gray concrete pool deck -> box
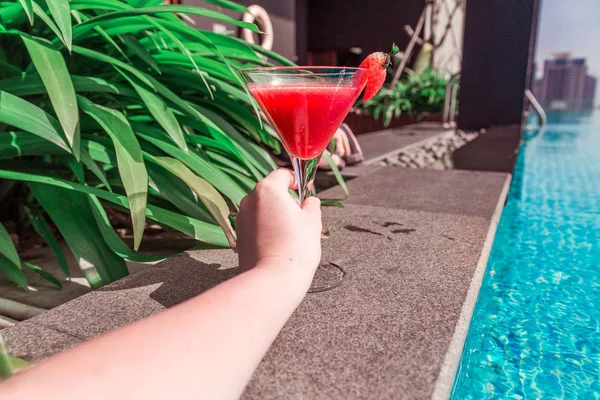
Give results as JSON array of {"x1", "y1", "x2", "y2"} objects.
[{"x1": 2, "y1": 164, "x2": 511, "y2": 399}]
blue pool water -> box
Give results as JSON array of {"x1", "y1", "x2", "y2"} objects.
[{"x1": 451, "y1": 110, "x2": 600, "y2": 399}]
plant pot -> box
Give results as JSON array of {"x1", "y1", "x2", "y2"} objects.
[{"x1": 344, "y1": 111, "x2": 443, "y2": 135}]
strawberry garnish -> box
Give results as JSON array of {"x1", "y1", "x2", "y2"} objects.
[{"x1": 358, "y1": 45, "x2": 397, "y2": 102}]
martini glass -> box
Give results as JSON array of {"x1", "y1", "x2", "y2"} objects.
[{"x1": 239, "y1": 66, "x2": 367, "y2": 292}]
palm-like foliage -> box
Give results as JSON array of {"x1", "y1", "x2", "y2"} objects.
[{"x1": 0, "y1": 0, "x2": 295, "y2": 289}]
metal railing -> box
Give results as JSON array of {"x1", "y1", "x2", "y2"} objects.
[
  {"x1": 524, "y1": 89, "x2": 547, "y2": 127},
  {"x1": 443, "y1": 72, "x2": 460, "y2": 128}
]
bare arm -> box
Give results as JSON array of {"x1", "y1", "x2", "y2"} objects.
[{"x1": 0, "y1": 169, "x2": 321, "y2": 400}]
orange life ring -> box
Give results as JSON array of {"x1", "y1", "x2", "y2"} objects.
[{"x1": 241, "y1": 5, "x2": 274, "y2": 51}]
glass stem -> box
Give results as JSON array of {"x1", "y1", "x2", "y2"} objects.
[{"x1": 291, "y1": 156, "x2": 319, "y2": 207}]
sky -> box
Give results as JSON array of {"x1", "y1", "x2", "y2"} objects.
[{"x1": 535, "y1": 0, "x2": 600, "y2": 105}]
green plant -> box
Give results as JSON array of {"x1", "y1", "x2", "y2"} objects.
[
  {"x1": 0, "y1": 338, "x2": 11, "y2": 379},
  {"x1": 404, "y1": 68, "x2": 447, "y2": 116},
  {"x1": 358, "y1": 81, "x2": 411, "y2": 128},
  {"x1": 0, "y1": 337, "x2": 29, "y2": 380},
  {"x1": 0, "y1": 0, "x2": 329, "y2": 290},
  {"x1": 358, "y1": 68, "x2": 448, "y2": 127}
]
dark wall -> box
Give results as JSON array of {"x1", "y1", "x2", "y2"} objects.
[
  {"x1": 295, "y1": 0, "x2": 308, "y2": 65},
  {"x1": 307, "y1": 0, "x2": 423, "y2": 61},
  {"x1": 184, "y1": 0, "x2": 297, "y2": 62},
  {"x1": 178, "y1": 0, "x2": 426, "y2": 66},
  {"x1": 457, "y1": 0, "x2": 541, "y2": 130}
]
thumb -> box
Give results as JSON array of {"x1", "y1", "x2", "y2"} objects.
[{"x1": 302, "y1": 196, "x2": 322, "y2": 217}]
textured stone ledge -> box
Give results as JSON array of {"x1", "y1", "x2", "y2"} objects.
[{"x1": 3, "y1": 166, "x2": 511, "y2": 399}]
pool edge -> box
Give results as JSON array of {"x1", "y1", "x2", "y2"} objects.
[{"x1": 430, "y1": 174, "x2": 513, "y2": 400}]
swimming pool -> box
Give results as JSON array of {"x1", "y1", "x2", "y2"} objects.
[{"x1": 451, "y1": 110, "x2": 600, "y2": 398}]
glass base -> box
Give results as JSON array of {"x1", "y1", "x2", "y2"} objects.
[{"x1": 308, "y1": 262, "x2": 346, "y2": 293}]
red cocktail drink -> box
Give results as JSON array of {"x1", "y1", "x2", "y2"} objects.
[
  {"x1": 248, "y1": 84, "x2": 363, "y2": 159},
  {"x1": 240, "y1": 67, "x2": 370, "y2": 293}
]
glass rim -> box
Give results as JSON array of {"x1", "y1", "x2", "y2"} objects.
[{"x1": 239, "y1": 66, "x2": 367, "y2": 77}]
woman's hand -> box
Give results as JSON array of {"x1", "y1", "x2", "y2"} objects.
[{"x1": 235, "y1": 169, "x2": 322, "y2": 293}]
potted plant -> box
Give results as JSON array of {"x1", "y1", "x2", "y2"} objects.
[{"x1": 346, "y1": 68, "x2": 448, "y2": 134}]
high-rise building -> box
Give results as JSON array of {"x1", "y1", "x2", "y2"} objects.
[{"x1": 538, "y1": 53, "x2": 597, "y2": 110}]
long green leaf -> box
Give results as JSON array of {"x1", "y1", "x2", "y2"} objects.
[
  {"x1": 70, "y1": 0, "x2": 130, "y2": 12},
  {"x1": 187, "y1": 105, "x2": 276, "y2": 173},
  {"x1": 0, "y1": 339, "x2": 12, "y2": 379},
  {"x1": 78, "y1": 96, "x2": 147, "y2": 250},
  {"x1": 29, "y1": 183, "x2": 128, "y2": 288},
  {"x1": 76, "y1": 16, "x2": 149, "y2": 38},
  {"x1": 179, "y1": 114, "x2": 262, "y2": 178},
  {"x1": 135, "y1": 124, "x2": 246, "y2": 205},
  {"x1": 31, "y1": 1, "x2": 67, "y2": 47},
  {"x1": 77, "y1": 5, "x2": 259, "y2": 33},
  {"x1": 87, "y1": 195, "x2": 172, "y2": 262},
  {"x1": 24, "y1": 262, "x2": 62, "y2": 289},
  {"x1": 0, "y1": 91, "x2": 70, "y2": 152},
  {"x1": 135, "y1": 72, "x2": 203, "y2": 120},
  {"x1": 45, "y1": 0, "x2": 73, "y2": 50},
  {"x1": 0, "y1": 132, "x2": 108, "y2": 191},
  {"x1": 0, "y1": 2, "x2": 25, "y2": 26},
  {"x1": 203, "y1": 148, "x2": 251, "y2": 174},
  {"x1": 190, "y1": 29, "x2": 264, "y2": 125},
  {"x1": 95, "y1": 26, "x2": 132, "y2": 63},
  {"x1": 153, "y1": 52, "x2": 233, "y2": 83},
  {"x1": 80, "y1": 147, "x2": 112, "y2": 191},
  {"x1": 197, "y1": 97, "x2": 264, "y2": 144},
  {"x1": 70, "y1": 8, "x2": 131, "y2": 62},
  {"x1": 24, "y1": 206, "x2": 70, "y2": 278},
  {"x1": 0, "y1": 131, "x2": 67, "y2": 158},
  {"x1": 218, "y1": 166, "x2": 257, "y2": 194},
  {"x1": 22, "y1": 35, "x2": 80, "y2": 159},
  {"x1": 0, "y1": 223, "x2": 27, "y2": 290},
  {"x1": 0, "y1": 181, "x2": 16, "y2": 203},
  {"x1": 148, "y1": 164, "x2": 214, "y2": 223},
  {"x1": 0, "y1": 223, "x2": 20, "y2": 268},
  {"x1": 168, "y1": 32, "x2": 265, "y2": 63},
  {"x1": 17, "y1": 0, "x2": 34, "y2": 25},
  {"x1": 0, "y1": 75, "x2": 136, "y2": 98},
  {"x1": 95, "y1": 17, "x2": 192, "y2": 44},
  {"x1": 7, "y1": 356, "x2": 29, "y2": 371},
  {"x1": 72, "y1": 45, "x2": 155, "y2": 88},
  {"x1": 147, "y1": 18, "x2": 213, "y2": 98},
  {"x1": 202, "y1": 0, "x2": 247, "y2": 12},
  {"x1": 116, "y1": 68, "x2": 188, "y2": 152},
  {"x1": 321, "y1": 200, "x2": 345, "y2": 208},
  {"x1": 82, "y1": 137, "x2": 117, "y2": 166},
  {"x1": 0, "y1": 170, "x2": 228, "y2": 247},
  {"x1": 119, "y1": 34, "x2": 161, "y2": 74},
  {"x1": 322, "y1": 151, "x2": 349, "y2": 198},
  {"x1": 150, "y1": 156, "x2": 235, "y2": 249},
  {"x1": 62, "y1": 153, "x2": 85, "y2": 184},
  {"x1": 71, "y1": 76, "x2": 138, "y2": 97},
  {"x1": 0, "y1": 61, "x2": 22, "y2": 78},
  {"x1": 0, "y1": 75, "x2": 47, "y2": 97},
  {"x1": 128, "y1": 0, "x2": 163, "y2": 8}
]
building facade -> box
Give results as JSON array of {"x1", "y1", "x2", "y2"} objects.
[{"x1": 538, "y1": 54, "x2": 597, "y2": 110}]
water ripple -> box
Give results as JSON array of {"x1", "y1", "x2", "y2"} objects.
[{"x1": 452, "y1": 114, "x2": 600, "y2": 398}]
